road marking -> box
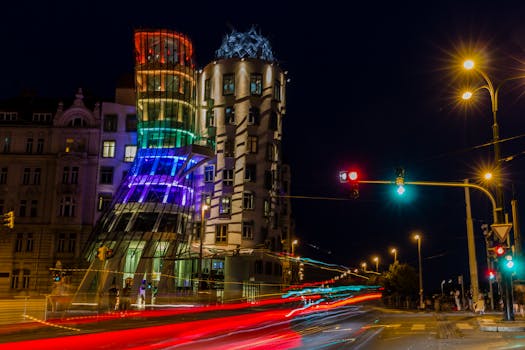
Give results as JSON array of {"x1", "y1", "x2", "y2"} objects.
[
  {"x1": 456, "y1": 322, "x2": 473, "y2": 330},
  {"x1": 411, "y1": 324, "x2": 425, "y2": 331}
]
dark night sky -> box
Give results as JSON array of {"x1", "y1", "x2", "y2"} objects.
[{"x1": 3, "y1": 1, "x2": 525, "y2": 293}]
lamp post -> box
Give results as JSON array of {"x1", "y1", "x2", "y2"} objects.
[
  {"x1": 461, "y1": 59, "x2": 525, "y2": 321},
  {"x1": 391, "y1": 248, "x2": 398, "y2": 264},
  {"x1": 361, "y1": 262, "x2": 367, "y2": 272},
  {"x1": 197, "y1": 203, "x2": 209, "y2": 292},
  {"x1": 373, "y1": 256, "x2": 379, "y2": 272},
  {"x1": 414, "y1": 234, "x2": 424, "y2": 310},
  {"x1": 291, "y1": 239, "x2": 298, "y2": 256}
]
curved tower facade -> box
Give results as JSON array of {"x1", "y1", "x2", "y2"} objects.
[
  {"x1": 81, "y1": 29, "x2": 213, "y2": 298},
  {"x1": 198, "y1": 28, "x2": 289, "y2": 299}
]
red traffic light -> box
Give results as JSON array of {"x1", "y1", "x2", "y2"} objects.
[
  {"x1": 339, "y1": 170, "x2": 359, "y2": 183},
  {"x1": 488, "y1": 269, "x2": 496, "y2": 280},
  {"x1": 494, "y1": 245, "x2": 506, "y2": 256}
]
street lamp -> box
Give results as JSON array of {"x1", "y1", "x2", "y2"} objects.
[
  {"x1": 391, "y1": 248, "x2": 398, "y2": 264},
  {"x1": 361, "y1": 262, "x2": 367, "y2": 272},
  {"x1": 373, "y1": 256, "x2": 379, "y2": 272},
  {"x1": 291, "y1": 239, "x2": 298, "y2": 256},
  {"x1": 414, "y1": 234, "x2": 424, "y2": 310},
  {"x1": 460, "y1": 58, "x2": 525, "y2": 321}
]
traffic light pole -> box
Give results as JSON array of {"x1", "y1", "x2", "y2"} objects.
[{"x1": 358, "y1": 179, "x2": 503, "y2": 316}]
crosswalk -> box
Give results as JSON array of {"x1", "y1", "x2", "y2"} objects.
[{"x1": 379, "y1": 322, "x2": 475, "y2": 332}]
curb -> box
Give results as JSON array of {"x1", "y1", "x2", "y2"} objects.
[{"x1": 479, "y1": 321, "x2": 525, "y2": 332}]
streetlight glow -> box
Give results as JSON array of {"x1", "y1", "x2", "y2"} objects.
[
  {"x1": 463, "y1": 59, "x2": 475, "y2": 70},
  {"x1": 373, "y1": 256, "x2": 379, "y2": 272},
  {"x1": 484, "y1": 172, "x2": 493, "y2": 180},
  {"x1": 462, "y1": 91, "x2": 473, "y2": 100},
  {"x1": 391, "y1": 248, "x2": 398, "y2": 264}
]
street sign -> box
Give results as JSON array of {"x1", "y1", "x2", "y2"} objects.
[{"x1": 491, "y1": 223, "x2": 513, "y2": 242}]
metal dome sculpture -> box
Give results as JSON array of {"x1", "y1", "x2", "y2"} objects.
[{"x1": 215, "y1": 27, "x2": 275, "y2": 61}]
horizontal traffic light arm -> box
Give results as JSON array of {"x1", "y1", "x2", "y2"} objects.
[{"x1": 357, "y1": 180, "x2": 499, "y2": 224}]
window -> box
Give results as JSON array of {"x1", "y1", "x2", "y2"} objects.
[
  {"x1": 204, "y1": 78, "x2": 211, "y2": 100},
  {"x1": 222, "y1": 74, "x2": 235, "y2": 95},
  {"x1": 71, "y1": 167, "x2": 79, "y2": 184},
  {"x1": 204, "y1": 165, "x2": 214, "y2": 183},
  {"x1": 57, "y1": 233, "x2": 76, "y2": 253},
  {"x1": 225, "y1": 106, "x2": 235, "y2": 124},
  {"x1": 22, "y1": 168, "x2": 30, "y2": 185},
  {"x1": 224, "y1": 139, "x2": 234, "y2": 158},
  {"x1": 243, "y1": 192, "x2": 254, "y2": 210},
  {"x1": 125, "y1": 114, "x2": 137, "y2": 131},
  {"x1": 15, "y1": 234, "x2": 23, "y2": 252},
  {"x1": 245, "y1": 164, "x2": 256, "y2": 182},
  {"x1": 68, "y1": 117, "x2": 86, "y2": 127},
  {"x1": 273, "y1": 80, "x2": 281, "y2": 101},
  {"x1": 206, "y1": 110, "x2": 215, "y2": 127},
  {"x1": 26, "y1": 233, "x2": 33, "y2": 252},
  {"x1": 219, "y1": 196, "x2": 231, "y2": 215},
  {"x1": 250, "y1": 74, "x2": 262, "y2": 95},
  {"x1": 30, "y1": 200, "x2": 38, "y2": 217},
  {"x1": 3, "y1": 136, "x2": 10, "y2": 153},
  {"x1": 223, "y1": 169, "x2": 233, "y2": 186},
  {"x1": 242, "y1": 222, "x2": 254, "y2": 240},
  {"x1": 26, "y1": 138, "x2": 33, "y2": 153},
  {"x1": 62, "y1": 167, "x2": 70, "y2": 184},
  {"x1": 104, "y1": 114, "x2": 118, "y2": 132},
  {"x1": 97, "y1": 193, "x2": 113, "y2": 211},
  {"x1": 216, "y1": 224, "x2": 228, "y2": 243},
  {"x1": 22, "y1": 270, "x2": 30, "y2": 289},
  {"x1": 264, "y1": 170, "x2": 272, "y2": 190},
  {"x1": 248, "y1": 107, "x2": 259, "y2": 125},
  {"x1": 10, "y1": 269, "x2": 20, "y2": 289},
  {"x1": 59, "y1": 196, "x2": 76, "y2": 217},
  {"x1": 255, "y1": 260, "x2": 263, "y2": 274},
  {"x1": 36, "y1": 138, "x2": 44, "y2": 154},
  {"x1": 247, "y1": 136, "x2": 258, "y2": 153},
  {"x1": 33, "y1": 168, "x2": 41, "y2": 185},
  {"x1": 267, "y1": 143, "x2": 278, "y2": 161},
  {"x1": 102, "y1": 140, "x2": 116, "y2": 158},
  {"x1": 270, "y1": 112, "x2": 278, "y2": 131},
  {"x1": 124, "y1": 145, "x2": 137, "y2": 162},
  {"x1": 19, "y1": 200, "x2": 27, "y2": 217},
  {"x1": 0, "y1": 112, "x2": 17, "y2": 121},
  {"x1": 65, "y1": 138, "x2": 74, "y2": 153},
  {"x1": 0, "y1": 167, "x2": 7, "y2": 184},
  {"x1": 100, "y1": 167, "x2": 114, "y2": 184},
  {"x1": 32, "y1": 112, "x2": 52, "y2": 122},
  {"x1": 264, "y1": 199, "x2": 270, "y2": 217}
]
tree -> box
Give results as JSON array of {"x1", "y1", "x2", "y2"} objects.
[{"x1": 382, "y1": 262, "x2": 418, "y2": 298}]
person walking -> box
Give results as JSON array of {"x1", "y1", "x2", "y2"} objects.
[
  {"x1": 108, "y1": 283, "x2": 119, "y2": 311},
  {"x1": 120, "y1": 278, "x2": 133, "y2": 311}
]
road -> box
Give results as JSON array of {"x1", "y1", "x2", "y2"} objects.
[{"x1": 1, "y1": 298, "x2": 524, "y2": 349}]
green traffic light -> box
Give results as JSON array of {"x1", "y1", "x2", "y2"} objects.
[{"x1": 397, "y1": 185, "x2": 405, "y2": 195}]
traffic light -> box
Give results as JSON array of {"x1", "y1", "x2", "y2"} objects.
[
  {"x1": 339, "y1": 170, "x2": 359, "y2": 199},
  {"x1": 3, "y1": 211, "x2": 14, "y2": 229},
  {"x1": 487, "y1": 269, "x2": 496, "y2": 280},
  {"x1": 493, "y1": 245, "x2": 506, "y2": 257},
  {"x1": 503, "y1": 254, "x2": 515, "y2": 271},
  {"x1": 97, "y1": 246, "x2": 108, "y2": 261},
  {"x1": 395, "y1": 167, "x2": 405, "y2": 195},
  {"x1": 52, "y1": 271, "x2": 61, "y2": 282}
]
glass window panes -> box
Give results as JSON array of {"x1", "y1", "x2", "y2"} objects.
[
  {"x1": 250, "y1": 74, "x2": 262, "y2": 95},
  {"x1": 222, "y1": 74, "x2": 235, "y2": 95},
  {"x1": 103, "y1": 140, "x2": 116, "y2": 158}
]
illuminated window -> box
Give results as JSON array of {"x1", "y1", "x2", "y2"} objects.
[
  {"x1": 247, "y1": 136, "x2": 258, "y2": 153},
  {"x1": 243, "y1": 192, "x2": 254, "y2": 210},
  {"x1": 216, "y1": 224, "x2": 228, "y2": 243},
  {"x1": 204, "y1": 165, "x2": 214, "y2": 182},
  {"x1": 219, "y1": 197, "x2": 231, "y2": 215},
  {"x1": 250, "y1": 74, "x2": 262, "y2": 95},
  {"x1": 32, "y1": 113, "x2": 52, "y2": 122},
  {"x1": 97, "y1": 193, "x2": 112, "y2": 212},
  {"x1": 242, "y1": 222, "x2": 254, "y2": 240},
  {"x1": 103, "y1": 114, "x2": 118, "y2": 132},
  {"x1": 102, "y1": 140, "x2": 116, "y2": 158},
  {"x1": 223, "y1": 74, "x2": 235, "y2": 95},
  {"x1": 223, "y1": 169, "x2": 233, "y2": 186},
  {"x1": 65, "y1": 138, "x2": 74, "y2": 153},
  {"x1": 124, "y1": 145, "x2": 137, "y2": 162}
]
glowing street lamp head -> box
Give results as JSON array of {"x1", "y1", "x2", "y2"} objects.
[
  {"x1": 484, "y1": 172, "x2": 493, "y2": 180},
  {"x1": 462, "y1": 91, "x2": 473, "y2": 100},
  {"x1": 391, "y1": 248, "x2": 397, "y2": 254},
  {"x1": 463, "y1": 59, "x2": 475, "y2": 70},
  {"x1": 414, "y1": 234, "x2": 421, "y2": 241}
]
